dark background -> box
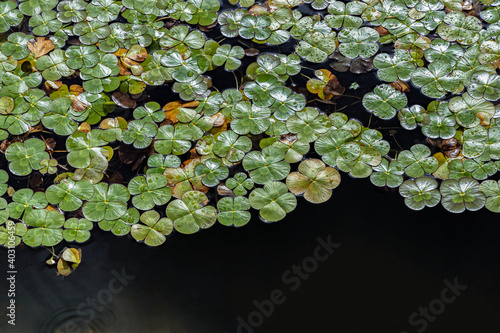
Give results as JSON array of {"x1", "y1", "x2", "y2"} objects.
[{"x1": 1, "y1": 174, "x2": 500, "y2": 333}]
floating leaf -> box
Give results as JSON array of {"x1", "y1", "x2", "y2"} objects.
[
  {"x1": 82, "y1": 183, "x2": 130, "y2": 222},
  {"x1": 399, "y1": 177, "x2": 441, "y2": 210},
  {"x1": 128, "y1": 174, "x2": 172, "y2": 210},
  {"x1": 362, "y1": 84, "x2": 408, "y2": 120},
  {"x1": 23, "y1": 210, "x2": 64, "y2": 247},
  {"x1": 63, "y1": 218, "x2": 93, "y2": 243},
  {"x1": 440, "y1": 177, "x2": 485, "y2": 213},
  {"x1": 217, "y1": 196, "x2": 251, "y2": 227},
  {"x1": 243, "y1": 146, "x2": 290, "y2": 185},
  {"x1": 286, "y1": 159, "x2": 341, "y2": 203},
  {"x1": 249, "y1": 181, "x2": 296, "y2": 222},
  {"x1": 131, "y1": 210, "x2": 173, "y2": 246},
  {"x1": 166, "y1": 190, "x2": 217, "y2": 234}
]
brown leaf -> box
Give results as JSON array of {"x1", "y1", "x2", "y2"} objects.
[
  {"x1": 209, "y1": 112, "x2": 225, "y2": 127},
  {"x1": 279, "y1": 134, "x2": 297, "y2": 146},
  {"x1": 323, "y1": 75, "x2": 345, "y2": 99},
  {"x1": 118, "y1": 60, "x2": 132, "y2": 75},
  {"x1": 375, "y1": 26, "x2": 389, "y2": 36},
  {"x1": 71, "y1": 98, "x2": 89, "y2": 113},
  {"x1": 7, "y1": 187, "x2": 15, "y2": 197},
  {"x1": 389, "y1": 80, "x2": 411, "y2": 92},
  {"x1": 121, "y1": 57, "x2": 139, "y2": 69},
  {"x1": 427, "y1": 138, "x2": 443, "y2": 147},
  {"x1": 112, "y1": 92, "x2": 136, "y2": 109},
  {"x1": 164, "y1": 108, "x2": 180, "y2": 124},
  {"x1": 70, "y1": 85, "x2": 84, "y2": 95},
  {"x1": 187, "y1": 148, "x2": 201, "y2": 161},
  {"x1": 217, "y1": 184, "x2": 235, "y2": 197},
  {"x1": 43, "y1": 80, "x2": 63, "y2": 95},
  {"x1": 43, "y1": 137, "x2": 56, "y2": 151},
  {"x1": 245, "y1": 48, "x2": 260, "y2": 57},
  {"x1": 442, "y1": 138, "x2": 460, "y2": 151},
  {"x1": 27, "y1": 37, "x2": 55, "y2": 58},
  {"x1": 163, "y1": 101, "x2": 199, "y2": 124},
  {"x1": 0, "y1": 140, "x2": 11, "y2": 154},
  {"x1": 126, "y1": 45, "x2": 148, "y2": 62},
  {"x1": 249, "y1": 4, "x2": 269, "y2": 15},
  {"x1": 77, "y1": 122, "x2": 91, "y2": 133},
  {"x1": 29, "y1": 123, "x2": 44, "y2": 133},
  {"x1": 441, "y1": 138, "x2": 461, "y2": 158},
  {"x1": 100, "y1": 117, "x2": 127, "y2": 130},
  {"x1": 444, "y1": 148, "x2": 461, "y2": 158}
]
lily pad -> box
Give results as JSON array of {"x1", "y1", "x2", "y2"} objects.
[
  {"x1": 286, "y1": 159, "x2": 341, "y2": 204},
  {"x1": 249, "y1": 181, "x2": 297, "y2": 222},
  {"x1": 166, "y1": 190, "x2": 217, "y2": 234},
  {"x1": 131, "y1": 210, "x2": 173, "y2": 246}
]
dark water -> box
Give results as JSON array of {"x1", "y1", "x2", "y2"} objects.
[{"x1": 1, "y1": 174, "x2": 500, "y2": 333}]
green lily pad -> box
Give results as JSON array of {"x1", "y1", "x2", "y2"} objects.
[{"x1": 249, "y1": 181, "x2": 297, "y2": 222}]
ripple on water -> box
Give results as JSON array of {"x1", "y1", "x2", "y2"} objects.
[{"x1": 40, "y1": 304, "x2": 116, "y2": 333}]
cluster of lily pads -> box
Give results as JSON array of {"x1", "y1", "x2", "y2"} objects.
[{"x1": 2, "y1": 0, "x2": 500, "y2": 250}]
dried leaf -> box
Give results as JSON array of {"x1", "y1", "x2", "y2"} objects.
[
  {"x1": 209, "y1": 112, "x2": 225, "y2": 127},
  {"x1": 245, "y1": 48, "x2": 260, "y2": 57},
  {"x1": 112, "y1": 92, "x2": 136, "y2": 109},
  {"x1": 389, "y1": 80, "x2": 411, "y2": 92},
  {"x1": 43, "y1": 80, "x2": 63, "y2": 95},
  {"x1": 100, "y1": 117, "x2": 127, "y2": 130},
  {"x1": 279, "y1": 134, "x2": 297, "y2": 145},
  {"x1": 27, "y1": 37, "x2": 55, "y2": 58},
  {"x1": 163, "y1": 101, "x2": 199, "y2": 124},
  {"x1": 7, "y1": 187, "x2": 15, "y2": 197},
  {"x1": 70, "y1": 85, "x2": 84, "y2": 95},
  {"x1": 323, "y1": 75, "x2": 345, "y2": 98},
  {"x1": 118, "y1": 59, "x2": 131, "y2": 75},
  {"x1": 249, "y1": 4, "x2": 269, "y2": 15},
  {"x1": 0, "y1": 140, "x2": 11, "y2": 153},
  {"x1": 77, "y1": 122, "x2": 91, "y2": 133},
  {"x1": 375, "y1": 26, "x2": 389, "y2": 36},
  {"x1": 29, "y1": 123, "x2": 44, "y2": 133},
  {"x1": 43, "y1": 137, "x2": 56, "y2": 151},
  {"x1": 441, "y1": 138, "x2": 461, "y2": 158},
  {"x1": 217, "y1": 184, "x2": 235, "y2": 197}
]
